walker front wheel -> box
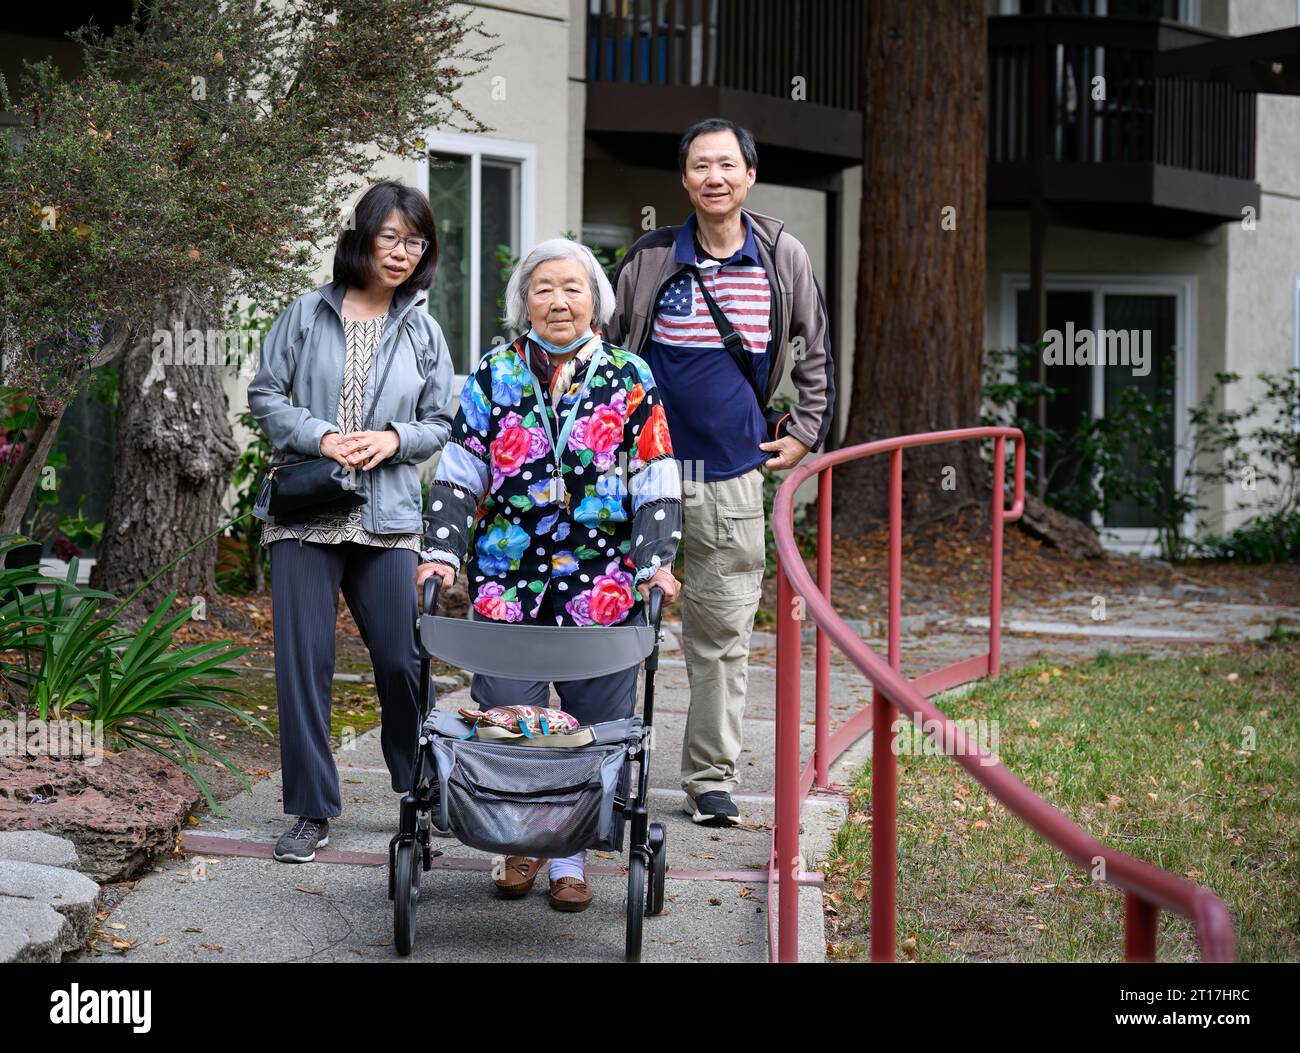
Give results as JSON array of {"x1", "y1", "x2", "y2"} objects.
[
  {"x1": 394, "y1": 840, "x2": 420, "y2": 957},
  {"x1": 625, "y1": 853, "x2": 646, "y2": 963}
]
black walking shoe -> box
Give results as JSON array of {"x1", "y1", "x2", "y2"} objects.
[
  {"x1": 273, "y1": 816, "x2": 330, "y2": 862},
  {"x1": 687, "y1": 791, "x2": 741, "y2": 827}
]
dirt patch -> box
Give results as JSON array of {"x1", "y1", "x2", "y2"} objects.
[{"x1": 762, "y1": 509, "x2": 1300, "y2": 623}]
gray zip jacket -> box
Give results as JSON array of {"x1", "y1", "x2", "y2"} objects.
[{"x1": 247, "y1": 279, "x2": 455, "y2": 535}]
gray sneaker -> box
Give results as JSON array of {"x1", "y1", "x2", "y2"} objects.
[{"x1": 273, "y1": 816, "x2": 330, "y2": 863}]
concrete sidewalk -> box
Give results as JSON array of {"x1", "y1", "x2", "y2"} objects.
[
  {"x1": 83, "y1": 588, "x2": 1293, "y2": 964},
  {"x1": 84, "y1": 647, "x2": 865, "y2": 964}
]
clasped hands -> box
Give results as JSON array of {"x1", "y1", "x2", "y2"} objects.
[{"x1": 320, "y1": 427, "x2": 400, "y2": 471}]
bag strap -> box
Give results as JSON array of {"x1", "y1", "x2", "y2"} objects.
[
  {"x1": 359, "y1": 313, "x2": 410, "y2": 432},
  {"x1": 688, "y1": 265, "x2": 767, "y2": 411}
]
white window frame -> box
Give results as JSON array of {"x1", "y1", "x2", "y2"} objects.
[
  {"x1": 1294, "y1": 277, "x2": 1300, "y2": 434},
  {"x1": 414, "y1": 132, "x2": 537, "y2": 380},
  {"x1": 1294, "y1": 277, "x2": 1300, "y2": 375},
  {"x1": 999, "y1": 271, "x2": 1198, "y2": 555}
]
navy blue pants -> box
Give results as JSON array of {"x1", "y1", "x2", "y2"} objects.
[
  {"x1": 469, "y1": 666, "x2": 639, "y2": 725},
  {"x1": 466, "y1": 592, "x2": 640, "y2": 724},
  {"x1": 269, "y1": 539, "x2": 425, "y2": 819},
  {"x1": 470, "y1": 582, "x2": 642, "y2": 722}
]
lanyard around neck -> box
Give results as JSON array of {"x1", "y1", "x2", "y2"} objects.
[{"x1": 524, "y1": 342, "x2": 607, "y2": 470}]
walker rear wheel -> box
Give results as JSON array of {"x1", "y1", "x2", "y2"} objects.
[{"x1": 647, "y1": 823, "x2": 667, "y2": 916}]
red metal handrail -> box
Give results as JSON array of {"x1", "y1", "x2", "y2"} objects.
[{"x1": 769, "y1": 426, "x2": 1236, "y2": 963}]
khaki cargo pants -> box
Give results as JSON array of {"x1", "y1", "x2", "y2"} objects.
[{"x1": 679, "y1": 467, "x2": 766, "y2": 802}]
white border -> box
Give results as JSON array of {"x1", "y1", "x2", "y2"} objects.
[
  {"x1": 414, "y1": 131, "x2": 538, "y2": 378},
  {"x1": 999, "y1": 271, "x2": 1198, "y2": 555}
]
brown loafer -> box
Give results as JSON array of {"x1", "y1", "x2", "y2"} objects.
[
  {"x1": 548, "y1": 875, "x2": 592, "y2": 912},
  {"x1": 494, "y1": 856, "x2": 546, "y2": 898}
]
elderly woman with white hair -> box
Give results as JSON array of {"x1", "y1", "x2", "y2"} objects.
[{"x1": 415, "y1": 238, "x2": 682, "y2": 913}]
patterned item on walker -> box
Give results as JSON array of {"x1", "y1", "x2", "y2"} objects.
[{"x1": 457, "y1": 704, "x2": 590, "y2": 744}]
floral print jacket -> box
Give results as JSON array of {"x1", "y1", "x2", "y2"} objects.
[{"x1": 421, "y1": 334, "x2": 682, "y2": 627}]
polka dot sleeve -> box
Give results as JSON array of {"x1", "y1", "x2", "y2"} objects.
[{"x1": 420, "y1": 368, "x2": 491, "y2": 568}]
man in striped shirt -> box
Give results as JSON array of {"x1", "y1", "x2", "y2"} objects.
[{"x1": 608, "y1": 118, "x2": 836, "y2": 827}]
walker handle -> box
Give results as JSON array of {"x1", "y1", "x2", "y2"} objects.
[
  {"x1": 423, "y1": 575, "x2": 441, "y2": 616},
  {"x1": 646, "y1": 585, "x2": 663, "y2": 631}
]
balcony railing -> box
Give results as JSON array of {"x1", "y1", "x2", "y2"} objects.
[
  {"x1": 989, "y1": 15, "x2": 1257, "y2": 213},
  {"x1": 587, "y1": 0, "x2": 863, "y2": 111}
]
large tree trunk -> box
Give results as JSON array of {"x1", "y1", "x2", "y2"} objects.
[
  {"x1": 91, "y1": 288, "x2": 240, "y2": 619},
  {"x1": 835, "y1": 0, "x2": 989, "y2": 534}
]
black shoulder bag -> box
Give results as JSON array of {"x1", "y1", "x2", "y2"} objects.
[
  {"x1": 688, "y1": 266, "x2": 792, "y2": 443},
  {"x1": 260, "y1": 317, "x2": 403, "y2": 524}
]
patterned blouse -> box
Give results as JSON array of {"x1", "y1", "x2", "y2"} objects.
[
  {"x1": 422, "y1": 334, "x2": 682, "y2": 627},
  {"x1": 260, "y1": 311, "x2": 421, "y2": 553}
]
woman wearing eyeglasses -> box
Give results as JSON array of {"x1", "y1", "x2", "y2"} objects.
[{"x1": 248, "y1": 179, "x2": 456, "y2": 863}]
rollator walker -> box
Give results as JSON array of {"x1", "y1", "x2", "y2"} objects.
[{"x1": 388, "y1": 578, "x2": 668, "y2": 962}]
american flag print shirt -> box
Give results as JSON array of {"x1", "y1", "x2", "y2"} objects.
[{"x1": 651, "y1": 264, "x2": 772, "y2": 355}]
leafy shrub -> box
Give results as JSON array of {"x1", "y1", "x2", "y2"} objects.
[
  {"x1": 982, "y1": 350, "x2": 1253, "y2": 560},
  {"x1": 1198, "y1": 511, "x2": 1300, "y2": 563},
  {"x1": 0, "y1": 534, "x2": 266, "y2": 812}
]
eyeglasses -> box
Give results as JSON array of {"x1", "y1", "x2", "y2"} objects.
[{"x1": 376, "y1": 231, "x2": 428, "y2": 256}]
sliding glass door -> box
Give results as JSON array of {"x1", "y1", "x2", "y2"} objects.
[{"x1": 1012, "y1": 278, "x2": 1188, "y2": 546}]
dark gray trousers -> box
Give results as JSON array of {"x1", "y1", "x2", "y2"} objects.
[
  {"x1": 269, "y1": 539, "x2": 424, "y2": 819},
  {"x1": 466, "y1": 591, "x2": 641, "y2": 723},
  {"x1": 469, "y1": 667, "x2": 639, "y2": 725}
]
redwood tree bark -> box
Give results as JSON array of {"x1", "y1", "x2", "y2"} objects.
[
  {"x1": 90, "y1": 288, "x2": 239, "y2": 617},
  {"x1": 835, "y1": 0, "x2": 989, "y2": 532}
]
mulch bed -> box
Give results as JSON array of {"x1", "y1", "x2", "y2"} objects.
[{"x1": 763, "y1": 509, "x2": 1300, "y2": 620}]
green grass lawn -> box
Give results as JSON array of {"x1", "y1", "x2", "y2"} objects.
[
  {"x1": 823, "y1": 637, "x2": 1300, "y2": 962},
  {"x1": 228, "y1": 669, "x2": 386, "y2": 742}
]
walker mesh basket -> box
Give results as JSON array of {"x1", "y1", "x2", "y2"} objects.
[{"x1": 421, "y1": 709, "x2": 641, "y2": 858}]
